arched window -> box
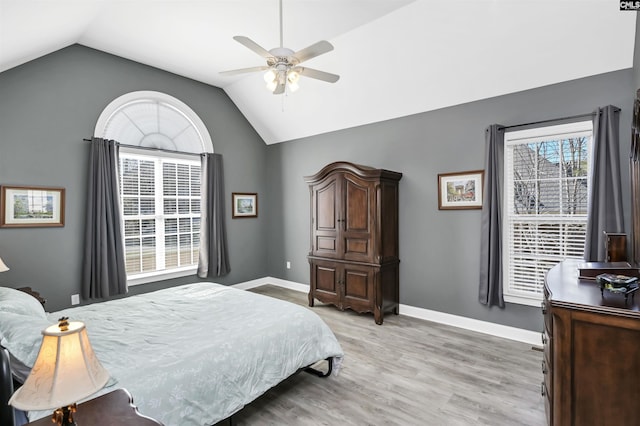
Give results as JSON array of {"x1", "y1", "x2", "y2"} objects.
[
  {"x1": 95, "y1": 91, "x2": 213, "y2": 284},
  {"x1": 95, "y1": 90, "x2": 213, "y2": 153}
]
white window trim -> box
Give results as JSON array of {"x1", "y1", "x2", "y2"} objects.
[
  {"x1": 502, "y1": 120, "x2": 593, "y2": 306},
  {"x1": 119, "y1": 150, "x2": 202, "y2": 286},
  {"x1": 126, "y1": 266, "x2": 197, "y2": 286}
]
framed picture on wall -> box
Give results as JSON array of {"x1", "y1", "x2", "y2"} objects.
[
  {"x1": 0, "y1": 185, "x2": 66, "y2": 227},
  {"x1": 437, "y1": 170, "x2": 484, "y2": 210},
  {"x1": 232, "y1": 192, "x2": 258, "y2": 218}
]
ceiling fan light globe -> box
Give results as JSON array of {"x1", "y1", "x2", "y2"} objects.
[
  {"x1": 287, "y1": 70, "x2": 300, "y2": 84},
  {"x1": 266, "y1": 80, "x2": 278, "y2": 92},
  {"x1": 264, "y1": 69, "x2": 277, "y2": 83},
  {"x1": 289, "y1": 81, "x2": 300, "y2": 92}
]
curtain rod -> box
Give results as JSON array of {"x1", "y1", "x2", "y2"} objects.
[
  {"x1": 498, "y1": 107, "x2": 620, "y2": 131},
  {"x1": 83, "y1": 138, "x2": 205, "y2": 157}
]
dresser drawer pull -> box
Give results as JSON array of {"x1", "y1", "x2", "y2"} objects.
[
  {"x1": 542, "y1": 360, "x2": 547, "y2": 375},
  {"x1": 541, "y1": 301, "x2": 547, "y2": 314},
  {"x1": 541, "y1": 332, "x2": 547, "y2": 345},
  {"x1": 541, "y1": 383, "x2": 546, "y2": 397}
]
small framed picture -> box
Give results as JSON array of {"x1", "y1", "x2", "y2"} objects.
[
  {"x1": 232, "y1": 192, "x2": 258, "y2": 218},
  {"x1": 0, "y1": 185, "x2": 66, "y2": 227},
  {"x1": 437, "y1": 170, "x2": 484, "y2": 210}
]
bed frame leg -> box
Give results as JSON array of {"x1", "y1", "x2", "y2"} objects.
[{"x1": 304, "y1": 357, "x2": 333, "y2": 378}]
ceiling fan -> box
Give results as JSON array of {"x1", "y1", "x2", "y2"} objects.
[{"x1": 220, "y1": 0, "x2": 340, "y2": 95}]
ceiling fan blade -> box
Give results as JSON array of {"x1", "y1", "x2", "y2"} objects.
[
  {"x1": 297, "y1": 67, "x2": 340, "y2": 83},
  {"x1": 220, "y1": 66, "x2": 270, "y2": 76},
  {"x1": 292, "y1": 40, "x2": 334, "y2": 64},
  {"x1": 233, "y1": 36, "x2": 273, "y2": 59},
  {"x1": 273, "y1": 81, "x2": 286, "y2": 95}
]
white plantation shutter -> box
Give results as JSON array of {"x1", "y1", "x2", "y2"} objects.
[
  {"x1": 162, "y1": 160, "x2": 201, "y2": 269},
  {"x1": 503, "y1": 121, "x2": 592, "y2": 306},
  {"x1": 121, "y1": 157, "x2": 157, "y2": 274},
  {"x1": 120, "y1": 151, "x2": 201, "y2": 280}
]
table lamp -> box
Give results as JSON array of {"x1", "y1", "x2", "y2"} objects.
[
  {"x1": 0, "y1": 256, "x2": 9, "y2": 272},
  {"x1": 8, "y1": 317, "x2": 109, "y2": 426}
]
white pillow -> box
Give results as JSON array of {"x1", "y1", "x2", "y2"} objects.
[{"x1": 0, "y1": 287, "x2": 46, "y2": 319}]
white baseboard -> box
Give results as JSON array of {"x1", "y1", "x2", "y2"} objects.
[
  {"x1": 398, "y1": 304, "x2": 541, "y2": 346},
  {"x1": 233, "y1": 277, "x2": 541, "y2": 347},
  {"x1": 231, "y1": 276, "x2": 309, "y2": 292}
]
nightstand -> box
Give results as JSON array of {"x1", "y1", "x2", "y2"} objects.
[{"x1": 25, "y1": 388, "x2": 163, "y2": 426}]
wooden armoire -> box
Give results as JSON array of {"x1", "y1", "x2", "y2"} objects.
[{"x1": 304, "y1": 161, "x2": 402, "y2": 325}]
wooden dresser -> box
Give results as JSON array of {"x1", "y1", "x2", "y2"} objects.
[
  {"x1": 305, "y1": 161, "x2": 402, "y2": 325},
  {"x1": 543, "y1": 260, "x2": 640, "y2": 426}
]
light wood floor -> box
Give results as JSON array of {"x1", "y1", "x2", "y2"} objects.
[{"x1": 221, "y1": 285, "x2": 545, "y2": 426}]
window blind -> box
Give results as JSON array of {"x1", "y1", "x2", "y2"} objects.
[
  {"x1": 503, "y1": 121, "x2": 592, "y2": 305},
  {"x1": 120, "y1": 152, "x2": 201, "y2": 277}
]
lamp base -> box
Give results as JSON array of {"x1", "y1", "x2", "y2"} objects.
[{"x1": 53, "y1": 403, "x2": 77, "y2": 426}]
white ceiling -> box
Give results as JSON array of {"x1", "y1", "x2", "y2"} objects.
[{"x1": 0, "y1": 0, "x2": 636, "y2": 145}]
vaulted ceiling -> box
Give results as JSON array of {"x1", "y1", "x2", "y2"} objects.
[{"x1": 0, "y1": 1, "x2": 636, "y2": 144}]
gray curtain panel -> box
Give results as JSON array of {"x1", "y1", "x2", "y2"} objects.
[
  {"x1": 479, "y1": 124, "x2": 505, "y2": 308},
  {"x1": 81, "y1": 138, "x2": 127, "y2": 299},
  {"x1": 198, "y1": 153, "x2": 231, "y2": 278},
  {"x1": 584, "y1": 105, "x2": 624, "y2": 261}
]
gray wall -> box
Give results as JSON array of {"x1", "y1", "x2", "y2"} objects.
[
  {"x1": 266, "y1": 69, "x2": 634, "y2": 332},
  {"x1": 0, "y1": 43, "x2": 635, "y2": 333},
  {"x1": 0, "y1": 45, "x2": 268, "y2": 311}
]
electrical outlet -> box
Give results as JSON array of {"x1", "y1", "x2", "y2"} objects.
[
  {"x1": 286, "y1": 261, "x2": 291, "y2": 269},
  {"x1": 71, "y1": 294, "x2": 80, "y2": 305}
]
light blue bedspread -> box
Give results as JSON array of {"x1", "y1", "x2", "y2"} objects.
[{"x1": 31, "y1": 283, "x2": 343, "y2": 425}]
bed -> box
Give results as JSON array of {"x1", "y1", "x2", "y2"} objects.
[{"x1": 0, "y1": 282, "x2": 344, "y2": 425}]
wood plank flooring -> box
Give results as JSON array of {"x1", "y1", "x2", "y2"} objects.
[{"x1": 219, "y1": 285, "x2": 545, "y2": 426}]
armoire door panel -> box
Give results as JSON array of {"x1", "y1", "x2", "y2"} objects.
[
  {"x1": 316, "y1": 236, "x2": 336, "y2": 251},
  {"x1": 344, "y1": 269, "x2": 369, "y2": 300},
  {"x1": 316, "y1": 183, "x2": 337, "y2": 230},
  {"x1": 311, "y1": 175, "x2": 341, "y2": 258},
  {"x1": 343, "y1": 175, "x2": 374, "y2": 262},
  {"x1": 345, "y1": 238, "x2": 369, "y2": 255},
  {"x1": 316, "y1": 265, "x2": 337, "y2": 293},
  {"x1": 345, "y1": 178, "x2": 369, "y2": 232}
]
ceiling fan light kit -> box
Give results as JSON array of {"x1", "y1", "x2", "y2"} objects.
[{"x1": 221, "y1": 0, "x2": 339, "y2": 95}]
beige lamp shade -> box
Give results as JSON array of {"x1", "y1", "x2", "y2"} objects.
[
  {"x1": 8, "y1": 321, "x2": 110, "y2": 411},
  {"x1": 0, "y1": 257, "x2": 8, "y2": 272}
]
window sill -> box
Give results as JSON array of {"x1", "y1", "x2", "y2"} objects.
[
  {"x1": 127, "y1": 266, "x2": 198, "y2": 286},
  {"x1": 503, "y1": 293, "x2": 543, "y2": 307}
]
